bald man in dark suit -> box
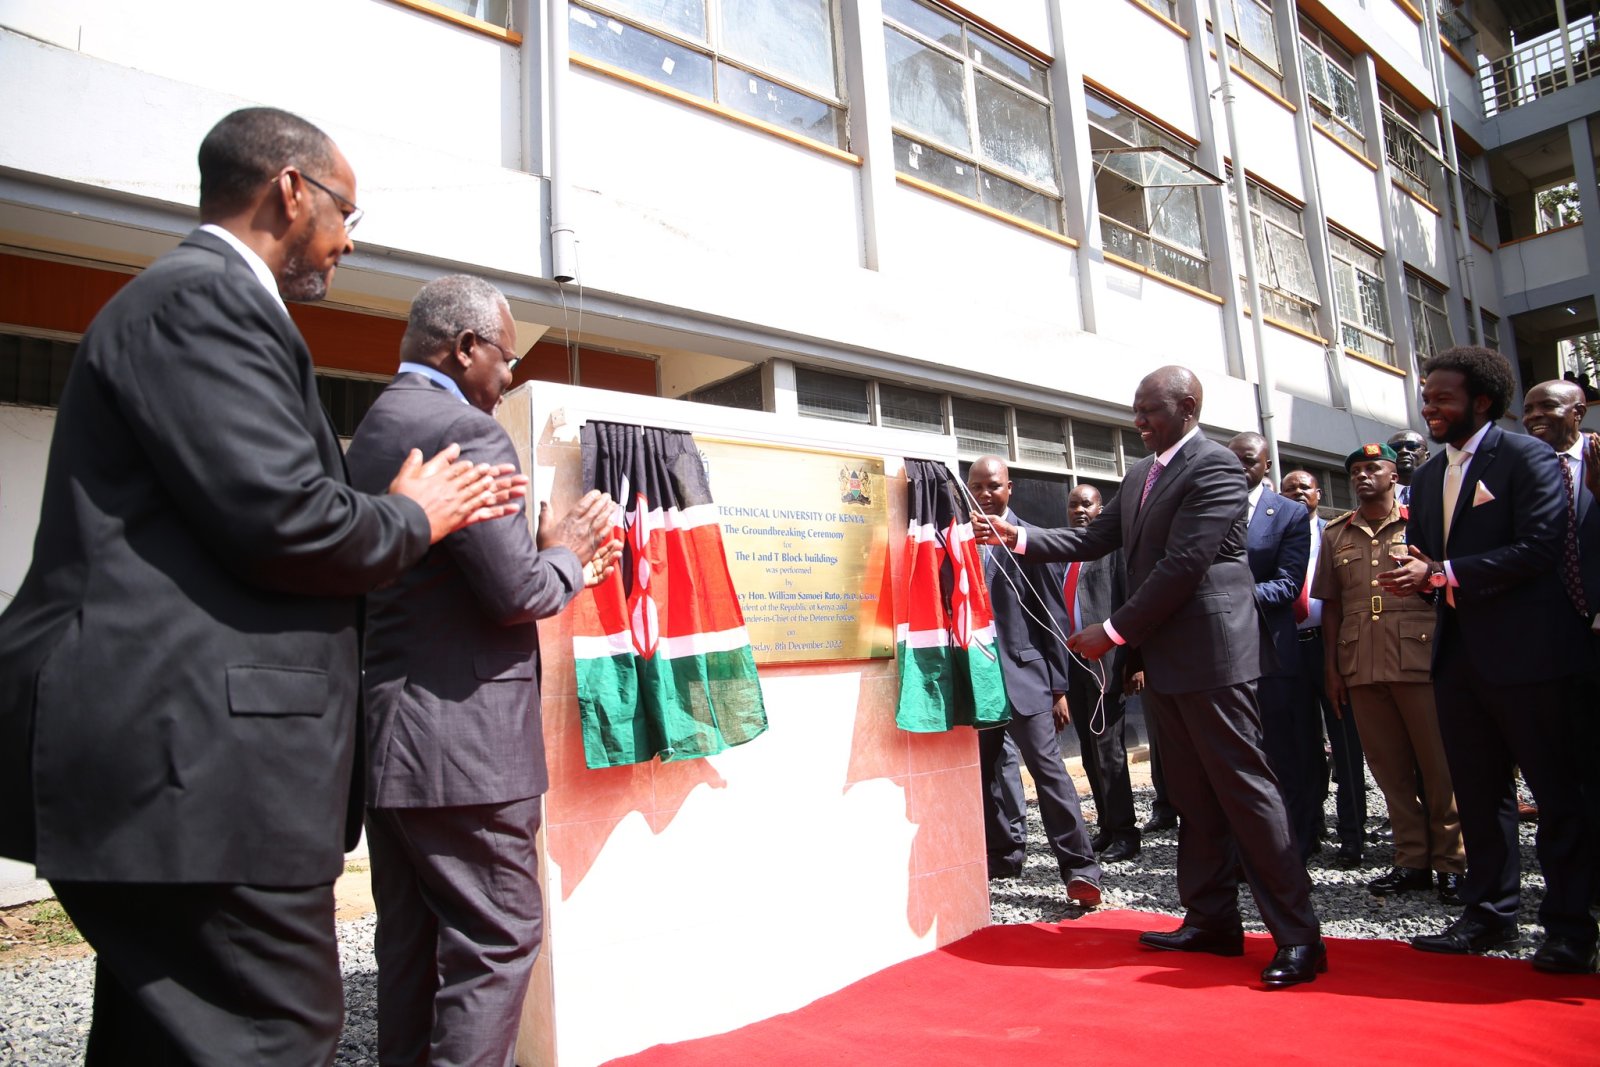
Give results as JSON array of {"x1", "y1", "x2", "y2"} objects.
[{"x1": 979, "y1": 367, "x2": 1323, "y2": 987}]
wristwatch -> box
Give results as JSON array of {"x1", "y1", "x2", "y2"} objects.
[{"x1": 1427, "y1": 562, "x2": 1448, "y2": 589}]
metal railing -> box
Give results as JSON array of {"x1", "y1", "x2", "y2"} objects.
[{"x1": 1480, "y1": 15, "x2": 1598, "y2": 115}]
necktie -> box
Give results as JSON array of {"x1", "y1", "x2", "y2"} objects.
[
  {"x1": 1062, "y1": 561, "x2": 1083, "y2": 631},
  {"x1": 1560, "y1": 454, "x2": 1590, "y2": 617},
  {"x1": 1441, "y1": 448, "x2": 1469, "y2": 546},
  {"x1": 1139, "y1": 459, "x2": 1165, "y2": 508},
  {"x1": 1293, "y1": 575, "x2": 1311, "y2": 623}
]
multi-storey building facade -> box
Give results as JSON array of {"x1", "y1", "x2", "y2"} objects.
[{"x1": 3, "y1": 0, "x2": 1597, "y2": 556}]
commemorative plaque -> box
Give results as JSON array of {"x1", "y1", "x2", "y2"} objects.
[{"x1": 696, "y1": 438, "x2": 892, "y2": 664}]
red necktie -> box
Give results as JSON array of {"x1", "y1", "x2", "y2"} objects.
[
  {"x1": 1293, "y1": 576, "x2": 1310, "y2": 623},
  {"x1": 1062, "y1": 561, "x2": 1083, "y2": 628}
]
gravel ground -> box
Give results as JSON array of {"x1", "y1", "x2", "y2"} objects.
[{"x1": 0, "y1": 780, "x2": 1553, "y2": 1064}]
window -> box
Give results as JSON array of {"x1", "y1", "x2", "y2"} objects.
[
  {"x1": 953, "y1": 398, "x2": 1008, "y2": 456},
  {"x1": 1070, "y1": 420, "x2": 1119, "y2": 475},
  {"x1": 1120, "y1": 428, "x2": 1146, "y2": 469},
  {"x1": 1480, "y1": 310, "x2": 1500, "y2": 352},
  {"x1": 0, "y1": 331, "x2": 77, "y2": 407},
  {"x1": 1216, "y1": 0, "x2": 1284, "y2": 94},
  {"x1": 570, "y1": 1, "x2": 846, "y2": 149},
  {"x1": 1378, "y1": 87, "x2": 1443, "y2": 205},
  {"x1": 1015, "y1": 410, "x2": 1066, "y2": 467},
  {"x1": 882, "y1": 0, "x2": 1062, "y2": 229},
  {"x1": 316, "y1": 374, "x2": 389, "y2": 438},
  {"x1": 1299, "y1": 19, "x2": 1364, "y2": 150},
  {"x1": 428, "y1": 0, "x2": 510, "y2": 26},
  {"x1": 1087, "y1": 89, "x2": 1212, "y2": 290},
  {"x1": 1447, "y1": 171, "x2": 1495, "y2": 242},
  {"x1": 685, "y1": 366, "x2": 764, "y2": 410},
  {"x1": 796, "y1": 367, "x2": 870, "y2": 422},
  {"x1": 879, "y1": 383, "x2": 945, "y2": 433},
  {"x1": 1329, "y1": 231, "x2": 1394, "y2": 365},
  {"x1": 1229, "y1": 179, "x2": 1321, "y2": 334},
  {"x1": 1405, "y1": 272, "x2": 1453, "y2": 362},
  {"x1": 1131, "y1": 0, "x2": 1178, "y2": 19}
]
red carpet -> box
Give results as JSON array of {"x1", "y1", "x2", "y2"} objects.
[{"x1": 606, "y1": 910, "x2": 1598, "y2": 1066}]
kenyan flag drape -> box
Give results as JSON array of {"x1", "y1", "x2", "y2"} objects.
[
  {"x1": 573, "y1": 422, "x2": 768, "y2": 768},
  {"x1": 895, "y1": 459, "x2": 1009, "y2": 732}
]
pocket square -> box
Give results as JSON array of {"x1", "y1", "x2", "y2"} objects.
[{"x1": 1472, "y1": 482, "x2": 1495, "y2": 506}]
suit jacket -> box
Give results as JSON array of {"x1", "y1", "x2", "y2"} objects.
[
  {"x1": 345, "y1": 375, "x2": 585, "y2": 807},
  {"x1": 1572, "y1": 449, "x2": 1600, "y2": 614},
  {"x1": 1408, "y1": 423, "x2": 1591, "y2": 684},
  {"x1": 1244, "y1": 488, "x2": 1310, "y2": 678},
  {"x1": 1025, "y1": 434, "x2": 1263, "y2": 694},
  {"x1": 1048, "y1": 549, "x2": 1130, "y2": 687},
  {"x1": 0, "y1": 229, "x2": 431, "y2": 884},
  {"x1": 984, "y1": 513, "x2": 1070, "y2": 717}
]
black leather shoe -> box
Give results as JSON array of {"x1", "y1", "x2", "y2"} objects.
[
  {"x1": 1101, "y1": 838, "x2": 1141, "y2": 863},
  {"x1": 1139, "y1": 924, "x2": 1244, "y2": 957},
  {"x1": 1369, "y1": 866, "x2": 1433, "y2": 896},
  {"x1": 1436, "y1": 871, "x2": 1465, "y2": 905},
  {"x1": 1090, "y1": 830, "x2": 1112, "y2": 852},
  {"x1": 1261, "y1": 941, "x2": 1327, "y2": 987},
  {"x1": 1066, "y1": 876, "x2": 1102, "y2": 907},
  {"x1": 1335, "y1": 843, "x2": 1363, "y2": 869},
  {"x1": 1412, "y1": 916, "x2": 1520, "y2": 955},
  {"x1": 1531, "y1": 934, "x2": 1599, "y2": 974},
  {"x1": 1141, "y1": 813, "x2": 1178, "y2": 833},
  {"x1": 987, "y1": 860, "x2": 1022, "y2": 880}
]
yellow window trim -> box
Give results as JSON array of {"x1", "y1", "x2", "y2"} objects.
[
  {"x1": 386, "y1": 0, "x2": 522, "y2": 45},
  {"x1": 896, "y1": 175, "x2": 1077, "y2": 246},
  {"x1": 570, "y1": 54, "x2": 862, "y2": 166},
  {"x1": 1242, "y1": 305, "x2": 1329, "y2": 345},
  {"x1": 1102, "y1": 251, "x2": 1224, "y2": 304},
  {"x1": 1344, "y1": 348, "x2": 1407, "y2": 376},
  {"x1": 1127, "y1": 0, "x2": 1189, "y2": 38},
  {"x1": 1314, "y1": 123, "x2": 1378, "y2": 171}
]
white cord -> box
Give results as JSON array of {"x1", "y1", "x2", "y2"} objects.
[{"x1": 951, "y1": 478, "x2": 1114, "y2": 735}]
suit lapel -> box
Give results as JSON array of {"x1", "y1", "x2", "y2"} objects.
[{"x1": 1450, "y1": 426, "x2": 1500, "y2": 547}]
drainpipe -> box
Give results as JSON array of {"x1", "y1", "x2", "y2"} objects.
[
  {"x1": 1206, "y1": 0, "x2": 1280, "y2": 478},
  {"x1": 1425, "y1": 0, "x2": 1480, "y2": 344},
  {"x1": 547, "y1": 0, "x2": 579, "y2": 284}
]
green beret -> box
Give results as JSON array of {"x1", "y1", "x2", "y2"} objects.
[{"x1": 1344, "y1": 442, "x2": 1398, "y2": 471}]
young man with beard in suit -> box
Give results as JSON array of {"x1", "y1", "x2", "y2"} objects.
[
  {"x1": 1051, "y1": 482, "x2": 1144, "y2": 862},
  {"x1": 967, "y1": 457, "x2": 1103, "y2": 907},
  {"x1": 1227, "y1": 433, "x2": 1319, "y2": 862},
  {"x1": 1384, "y1": 347, "x2": 1596, "y2": 973},
  {"x1": 977, "y1": 367, "x2": 1323, "y2": 987},
  {"x1": 345, "y1": 276, "x2": 618, "y2": 1065},
  {"x1": 0, "y1": 108, "x2": 526, "y2": 1064}
]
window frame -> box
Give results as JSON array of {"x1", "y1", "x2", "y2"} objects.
[
  {"x1": 1328, "y1": 230, "x2": 1395, "y2": 366},
  {"x1": 881, "y1": 0, "x2": 1065, "y2": 231},
  {"x1": 387, "y1": 0, "x2": 520, "y2": 43},
  {"x1": 1378, "y1": 86, "x2": 1443, "y2": 206},
  {"x1": 570, "y1": 0, "x2": 849, "y2": 151},
  {"x1": 1298, "y1": 18, "x2": 1365, "y2": 150},
  {"x1": 1229, "y1": 177, "x2": 1322, "y2": 335},
  {"x1": 1404, "y1": 270, "x2": 1454, "y2": 362},
  {"x1": 1086, "y1": 88, "x2": 1213, "y2": 293},
  {"x1": 1216, "y1": 0, "x2": 1286, "y2": 95}
]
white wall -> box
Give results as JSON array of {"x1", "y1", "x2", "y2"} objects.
[
  {"x1": 1078, "y1": 0, "x2": 1197, "y2": 138},
  {"x1": 1497, "y1": 227, "x2": 1590, "y2": 298},
  {"x1": 1315, "y1": 135, "x2": 1386, "y2": 247}
]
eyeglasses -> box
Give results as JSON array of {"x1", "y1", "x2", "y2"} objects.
[
  {"x1": 474, "y1": 335, "x2": 520, "y2": 372},
  {"x1": 288, "y1": 170, "x2": 364, "y2": 234}
]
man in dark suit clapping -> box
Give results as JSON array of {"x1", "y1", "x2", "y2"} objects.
[
  {"x1": 1386, "y1": 347, "x2": 1596, "y2": 973},
  {"x1": 977, "y1": 367, "x2": 1323, "y2": 987},
  {"x1": 0, "y1": 109, "x2": 524, "y2": 1063},
  {"x1": 345, "y1": 276, "x2": 618, "y2": 1065}
]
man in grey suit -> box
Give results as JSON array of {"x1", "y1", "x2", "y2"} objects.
[
  {"x1": 978, "y1": 367, "x2": 1323, "y2": 987},
  {"x1": 344, "y1": 276, "x2": 618, "y2": 1066},
  {"x1": 967, "y1": 457, "x2": 1102, "y2": 906},
  {"x1": 0, "y1": 109, "x2": 522, "y2": 1063}
]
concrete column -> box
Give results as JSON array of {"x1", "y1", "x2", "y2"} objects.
[{"x1": 839, "y1": 0, "x2": 898, "y2": 273}]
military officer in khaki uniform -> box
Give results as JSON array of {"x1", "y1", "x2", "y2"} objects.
[{"x1": 1314, "y1": 443, "x2": 1466, "y2": 903}]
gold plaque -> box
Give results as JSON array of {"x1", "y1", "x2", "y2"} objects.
[{"x1": 696, "y1": 439, "x2": 892, "y2": 664}]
